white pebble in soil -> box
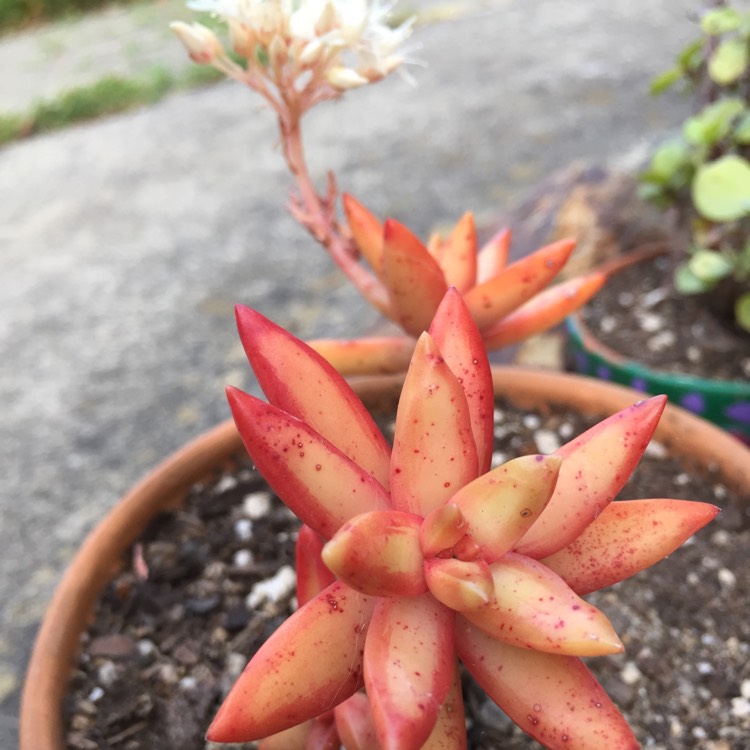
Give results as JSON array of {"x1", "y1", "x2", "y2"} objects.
[
  {"x1": 242, "y1": 491, "x2": 272, "y2": 519},
  {"x1": 533, "y1": 429, "x2": 560, "y2": 454},
  {"x1": 233, "y1": 549, "x2": 254, "y2": 569},
  {"x1": 246, "y1": 564, "x2": 296, "y2": 609},
  {"x1": 234, "y1": 518, "x2": 253, "y2": 541}
]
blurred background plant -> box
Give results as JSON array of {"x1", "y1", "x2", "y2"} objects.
[{"x1": 639, "y1": 0, "x2": 750, "y2": 331}]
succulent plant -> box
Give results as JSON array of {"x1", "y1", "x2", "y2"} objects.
[
  {"x1": 206, "y1": 289, "x2": 718, "y2": 750},
  {"x1": 640, "y1": 1, "x2": 750, "y2": 330},
  {"x1": 310, "y1": 195, "x2": 605, "y2": 373}
]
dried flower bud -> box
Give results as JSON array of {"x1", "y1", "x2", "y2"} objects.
[
  {"x1": 170, "y1": 21, "x2": 223, "y2": 64},
  {"x1": 326, "y1": 65, "x2": 370, "y2": 90}
]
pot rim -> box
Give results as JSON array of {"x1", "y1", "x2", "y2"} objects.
[
  {"x1": 567, "y1": 311, "x2": 750, "y2": 396},
  {"x1": 19, "y1": 366, "x2": 750, "y2": 750}
]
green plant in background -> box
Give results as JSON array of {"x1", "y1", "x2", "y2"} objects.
[{"x1": 640, "y1": 1, "x2": 750, "y2": 332}]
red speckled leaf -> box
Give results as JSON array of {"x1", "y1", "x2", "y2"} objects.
[
  {"x1": 235, "y1": 305, "x2": 391, "y2": 488},
  {"x1": 514, "y1": 396, "x2": 667, "y2": 560},
  {"x1": 364, "y1": 594, "x2": 455, "y2": 750},
  {"x1": 390, "y1": 333, "x2": 478, "y2": 516},
  {"x1": 322, "y1": 510, "x2": 427, "y2": 597},
  {"x1": 335, "y1": 693, "x2": 380, "y2": 750},
  {"x1": 343, "y1": 193, "x2": 386, "y2": 279},
  {"x1": 207, "y1": 581, "x2": 374, "y2": 743},
  {"x1": 309, "y1": 336, "x2": 416, "y2": 376},
  {"x1": 382, "y1": 220, "x2": 448, "y2": 337},
  {"x1": 456, "y1": 620, "x2": 639, "y2": 750},
  {"x1": 421, "y1": 664, "x2": 467, "y2": 749},
  {"x1": 542, "y1": 498, "x2": 720, "y2": 595},
  {"x1": 476, "y1": 227, "x2": 511, "y2": 283},
  {"x1": 429, "y1": 289, "x2": 495, "y2": 473},
  {"x1": 481, "y1": 272, "x2": 606, "y2": 349},
  {"x1": 460, "y1": 552, "x2": 623, "y2": 657},
  {"x1": 430, "y1": 212, "x2": 477, "y2": 293},
  {"x1": 463, "y1": 239, "x2": 576, "y2": 331},
  {"x1": 227, "y1": 387, "x2": 390, "y2": 539},
  {"x1": 450, "y1": 455, "x2": 561, "y2": 563},
  {"x1": 295, "y1": 524, "x2": 336, "y2": 606}
]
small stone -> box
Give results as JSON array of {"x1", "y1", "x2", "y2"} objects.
[
  {"x1": 185, "y1": 595, "x2": 221, "y2": 615},
  {"x1": 600, "y1": 315, "x2": 616, "y2": 333},
  {"x1": 158, "y1": 663, "x2": 180, "y2": 685},
  {"x1": 647, "y1": 330, "x2": 676, "y2": 351},
  {"x1": 88, "y1": 634, "x2": 137, "y2": 658},
  {"x1": 226, "y1": 652, "x2": 247, "y2": 678},
  {"x1": 697, "y1": 661, "x2": 714, "y2": 675},
  {"x1": 173, "y1": 640, "x2": 201, "y2": 665},
  {"x1": 533, "y1": 428, "x2": 560, "y2": 454},
  {"x1": 233, "y1": 549, "x2": 254, "y2": 569},
  {"x1": 620, "y1": 661, "x2": 642, "y2": 685},
  {"x1": 718, "y1": 568, "x2": 736, "y2": 588},
  {"x1": 242, "y1": 491, "x2": 272, "y2": 519},
  {"x1": 669, "y1": 717, "x2": 683, "y2": 737},
  {"x1": 741, "y1": 679, "x2": 750, "y2": 699},
  {"x1": 686, "y1": 345, "x2": 702, "y2": 363},
  {"x1": 246, "y1": 565, "x2": 296, "y2": 609},
  {"x1": 203, "y1": 560, "x2": 226, "y2": 580},
  {"x1": 78, "y1": 698, "x2": 98, "y2": 714},
  {"x1": 641, "y1": 287, "x2": 669, "y2": 308},
  {"x1": 618, "y1": 291, "x2": 634, "y2": 306},
  {"x1": 86, "y1": 686, "x2": 104, "y2": 703},
  {"x1": 645, "y1": 440, "x2": 667, "y2": 459},
  {"x1": 711, "y1": 529, "x2": 731, "y2": 547},
  {"x1": 638, "y1": 312, "x2": 663, "y2": 332},
  {"x1": 234, "y1": 518, "x2": 253, "y2": 540},
  {"x1": 731, "y1": 696, "x2": 750, "y2": 718},
  {"x1": 215, "y1": 474, "x2": 238, "y2": 493},
  {"x1": 179, "y1": 675, "x2": 198, "y2": 691},
  {"x1": 558, "y1": 421, "x2": 574, "y2": 439},
  {"x1": 490, "y1": 451, "x2": 508, "y2": 468},
  {"x1": 522, "y1": 414, "x2": 541, "y2": 429},
  {"x1": 674, "y1": 472, "x2": 691, "y2": 486},
  {"x1": 692, "y1": 725, "x2": 708, "y2": 740},
  {"x1": 96, "y1": 660, "x2": 119, "y2": 687},
  {"x1": 136, "y1": 639, "x2": 157, "y2": 662}
]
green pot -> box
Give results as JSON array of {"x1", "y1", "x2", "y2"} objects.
[{"x1": 566, "y1": 312, "x2": 750, "y2": 442}]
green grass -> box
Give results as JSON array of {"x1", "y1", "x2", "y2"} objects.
[
  {"x1": 0, "y1": 64, "x2": 223, "y2": 146},
  {"x1": 0, "y1": 0, "x2": 141, "y2": 34}
]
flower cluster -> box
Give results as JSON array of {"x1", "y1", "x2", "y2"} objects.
[
  {"x1": 206, "y1": 290, "x2": 718, "y2": 750},
  {"x1": 171, "y1": 0, "x2": 414, "y2": 105}
]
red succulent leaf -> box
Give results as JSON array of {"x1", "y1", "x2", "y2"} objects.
[
  {"x1": 432, "y1": 212, "x2": 477, "y2": 293},
  {"x1": 382, "y1": 219, "x2": 449, "y2": 336},
  {"x1": 322, "y1": 510, "x2": 427, "y2": 597},
  {"x1": 227, "y1": 387, "x2": 390, "y2": 539},
  {"x1": 305, "y1": 717, "x2": 341, "y2": 750},
  {"x1": 514, "y1": 395, "x2": 667, "y2": 560},
  {"x1": 476, "y1": 227, "x2": 511, "y2": 283},
  {"x1": 421, "y1": 664, "x2": 467, "y2": 749},
  {"x1": 257, "y1": 721, "x2": 315, "y2": 749},
  {"x1": 364, "y1": 594, "x2": 455, "y2": 750},
  {"x1": 335, "y1": 693, "x2": 380, "y2": 750},
  {"x1": 308, "y1": 336, "x2": 416, "y2": 376},
  {"x1": 461, "y1": 552, "x2": 623, "y2": 657},
  {"x1": 456, "y1": 620, "x2": 639, "y2": 750},
  {"x1": 420, "y1": 503, "x2": 468, "y2": 558},
  {"x1": 235, "y1": 305, "x2": 391, "y2": 487},
  {"x1": 463, "y1": 238, "x2": 576, "y2": 331},
  {"x1": 481, "y1": 271, "x2": 607, "y2": 349},
  {"x1": 390, "y1": 333, "x2": 478, "y2": 516},
  {"x1": 450, "y1": 455, "x2": 561, "y2": 563},
  {"x1": 429, "y1": 288, "x2": 495, "y2": 473},
  {"x1": 424, "y1": 557, "x2": 494, "y2": 611},
  {"x1": 542, "y1": 498, "x2": 720, "y2": 595},
  {"x1": 207, "y1": 581, "x2": 375, "y2": 743},
  {"x1": 296, "y1": 524, "x2": 336, "y2": 606},
  {"x1": 342, "y1": 193, "x2": 385, "y2": 279}
]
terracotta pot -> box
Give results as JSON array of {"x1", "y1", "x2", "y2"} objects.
[
  {"x1": 566, "y1": 311, "x2": 750, "y2": 442},
  {"x1": 19, "y1": 367, "x2": 750, "y2": 750}
]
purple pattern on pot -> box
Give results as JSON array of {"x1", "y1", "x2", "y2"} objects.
[
  {"x1": 596, "y1": 364, "x2": 612, "y2": 380},
  {"x1": 725, "y1": 401, "x2": 750, "y2": 424},
  {"x1": 631, "y1": 377, "x2": 648, "y2": 392},
  {"x1": 574, "y1": 351, "x2": 589, "y2": 372},
  {"x1": 681, "y1": 392, "x2": 706, "y2": 414}
]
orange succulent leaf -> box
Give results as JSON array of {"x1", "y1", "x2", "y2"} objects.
[
  {"x1": 542, "y1": 499, "x2": 720, "y2": 595},
  {"x1": 450, "y1": 455, "x2": 562, "y2": 563},
  {"x1": 420, "y1": 503, "x2": 468, "y2": 558},
  {"x1": 308, "y1": 336, "x2": 416, "y2": 376},
  {"x1": 342, "y1": 193, "x2": 385, "y2": 279},
  {"x1": 382, "y1": 219, "x2": 448, "y2": 336},
  {"x1": 322, "y1": 510, "x2": 428, "y2": 597},
  {"x1": 514, "y1": 395, "x2": 667, "y2": 560},
  {"x1": 235, "y1": 305, "x2": 391, "y2": 488},
  {"x1": 435, "y1": 212, "x2": 477, "y2": 293},
  {"x1": 463, "y1": 238, "x2": 576, "y2": 331},
  {"x1": 461, "y1": 552, "x2": 623, "y2": 657},
  {"x1": 429, "y1": 288, "x2": 495, "y2": 474},
  {"x1": 476, "y1": 227, "x2": 511, "y2": 283},
  {"x1": 481, "y1": 271, "x2": 607, "y2": 350},
  {"x1": 334, "y1": 693, "x2": 380, "y2": 750},
  {"x1": 296, "y1": 524, "x2": 336, "y2": 607},
  {"x1": 226, "y1": 387, "x2": 390, "y2": 539},
  {"x1": 420, "y1": 664, "x2": 467, "y2": 750},
  {"x1": 390, "y1": 333, "x2": 478, "y2": 516},
  {"x1": 207, "y1": 581, "x2": 375, "y2": 743},
  {"x1": 424, "y1": 557, "x2": 494, "y2": 611},
  {"x1": 456, "y1": 620, "x2": 639, "y2": 750},
  {"x1": 364, "y1": 594, "x2": 455, "y2": 750}
]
